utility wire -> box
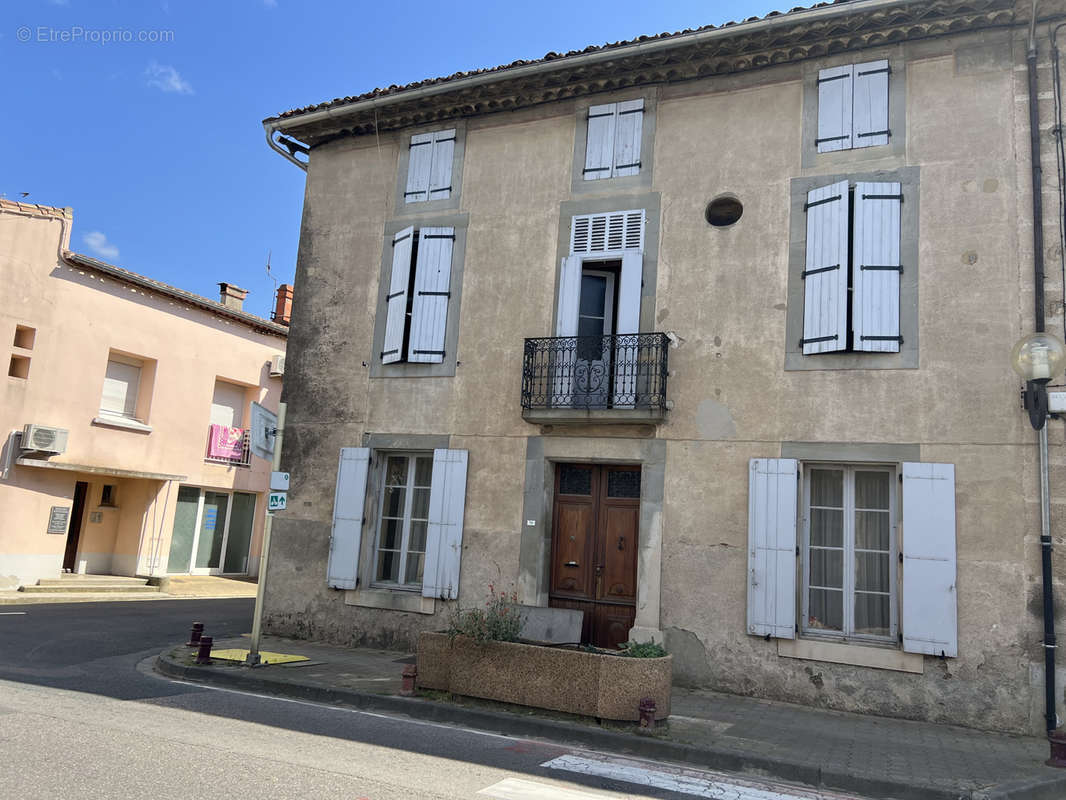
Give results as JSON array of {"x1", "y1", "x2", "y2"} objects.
[{"x1": 1050, "y1": 22, "x2": 1066, "y2": 342}]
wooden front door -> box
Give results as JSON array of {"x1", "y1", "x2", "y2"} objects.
[
  {"x1": 62, "y1": 481, "x2": 89, "y2": 572},
  {"x1": 549, "y1": 463, "x2": 640, "y2": 649}
]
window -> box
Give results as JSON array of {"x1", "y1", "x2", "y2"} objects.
[
  {"x1": 206, "y1": 379, "x2": 250, "y2": 466},
  {"x1": 404, "y1": 129, "x2": 455, "y2": 204},
  {"x1": 816, "y1": 60, "x2": 889, "y2": 153},
  {"x1": 100, "y1": 485, "x2": 116, "y2": 507},
  {"x1": 582, "y1": 99, "x2": 644, "y2": 181},
  {"x1": 374, "y1": 453, "x2": 433, "y2": 588},
  {"x1": 380, "y1": 226, "x2": 455, "y2": 365},
  {"x1": 803, "y1": 465, "x2": 896, "y2": 642},
  {"x1": 100, "y1": 354, "x2": 142, "y2": 419}
]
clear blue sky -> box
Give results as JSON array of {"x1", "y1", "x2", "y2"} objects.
[{"x1": 3, "y1": 1, "x2": 786, "y2": 319}]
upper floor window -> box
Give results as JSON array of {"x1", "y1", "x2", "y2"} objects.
[
  {"x1": 381, "y1": 225, "x2": 455, "y2": 365},
  {"x1": 816, "y1": 60, "x2": 889, "y2": 153},
  {"x1": 100, "y1": 354, "x2": 143, "y2": 419},
  {"x1": 404, "y1": 129, "x2": 455, "y2": 204},
  {"x1": 582, "y1": 99, "x2": 644, "y2": 181}
]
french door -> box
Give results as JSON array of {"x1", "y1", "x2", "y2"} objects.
[{"x1": 573, "y1": 270, "x2": 615, "y2": 409}]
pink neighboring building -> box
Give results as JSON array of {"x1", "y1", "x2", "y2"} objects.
[{"x1": 0, "y1": 199, "x2": 289, "y2": 589}]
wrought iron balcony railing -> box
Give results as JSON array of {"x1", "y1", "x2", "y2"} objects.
[
  {"x1": 204, "y1": 426, "x2": 252, "y2": 468},
  {"x1": 521, "y1": 332, "x2": 669, "y2": 412}
]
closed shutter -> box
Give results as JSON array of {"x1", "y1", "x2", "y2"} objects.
[
  {"x1": 901, "y1": 462, "x2": 958, "y2": 658},
  {"x1": 852, "y1": 182, "x2": 902, "y2": 353},
  {"x1": 853, "y1": 60, "x2": 889, "y2": 148},
  {"x1": 613, "y1": 98, "x2": 644, "y2": 177},
  {"x1": 583, "y1": 102, "x2": 616, "y2": 181},
  {"x1": 327, "y1": 447, "x2": 371, "y2": 590},
  {"x1": 428, "y1": 129, "x2": 456, "y2": 200},
  {"x1": 407, "y1": 226, "x2": 454, "y2": 363},
  {"x1": 381, "y1": 226, "x2": 414, "y2": 364},
  {"x1": 747, "y1": 458, "x2": 799, "y2": 639},
  {"x1": 422, "y1": 448, "x2": 468, "y2": 600},
  {"x1": 570, "y1": 209, "x2": 645, "y2": 255},
  {"x1": 816, "y1": 65, "x2": 853, "y2": 153},
  {"x1": 101, "y1": 359, "x2": 141, "y2": 417},
  {"x1": 612, "y1": 249, "x2": 643, "y2": 409},
  {"x1": 802, "y1": 181, "x2": 849, "y2": 354},
  {"x1": 404, "y1": 132, "x2": 434, "y2": 203}
]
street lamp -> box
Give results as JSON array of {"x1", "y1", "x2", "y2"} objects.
[{"x1": 1011, "y1": 332, "x2": 1066, "y2": 429}]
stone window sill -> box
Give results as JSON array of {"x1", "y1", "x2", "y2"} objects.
[
  {"x1": 778, "y1": 637, "x2": 923, "y2": 674},
  {"x1": 92, "y1": 415, "x2": 153, "y2": 434},
  {"x1": 344, "y1": 587, "x2": 435, "y2": 615}
]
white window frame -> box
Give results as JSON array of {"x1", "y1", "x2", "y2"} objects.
[
  {"x1": 372, "y1": 452, "x2": 433, "y2": 592},
  {"x1": 800, "y1": 462, "x2": 898, "y2": 645}
]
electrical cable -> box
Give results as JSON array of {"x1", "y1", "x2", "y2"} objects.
[{"x1": 1050, "y1": 22, "x2": 1066, "y2": 342}]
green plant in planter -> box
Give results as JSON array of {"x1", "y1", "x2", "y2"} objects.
[
  {"x1": 618, "y1": 640, "x2": 668, "y2": 658},
  {"x1": 446, "y1": 584, "x2": 522, "y2": 642}
]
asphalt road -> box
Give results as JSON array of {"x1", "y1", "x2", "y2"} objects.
[{"x1": 0, "y1": 600, "x2": 858, "y2": 799}]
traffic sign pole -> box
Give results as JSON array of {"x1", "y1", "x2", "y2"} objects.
[{"x1": 246, "y1": 401, "x2": 285, "y2": 667}]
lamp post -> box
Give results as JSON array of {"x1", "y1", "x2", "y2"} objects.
[{"x1": 1012, "y1": 333, "x2": 1066, "y2": 756}]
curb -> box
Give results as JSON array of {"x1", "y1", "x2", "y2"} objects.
[{"x1": 155, "y1": 649, "x2": 1066, "y2": 800}]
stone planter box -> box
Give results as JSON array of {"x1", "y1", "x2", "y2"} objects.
[{"x1": 416, "y1": 631, "x2": 671, "y2": 721}]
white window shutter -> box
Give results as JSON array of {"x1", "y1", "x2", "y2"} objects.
[
  {"x1": 853, "y1": 60, "x2": 889, "y2": 148},
  {"x1": 852, "y1": 182, "x2": 902, "y2": 353},
  {"x1": 556, "y1": 255, "x2": 582, "y2": 337},
  {"x1": 404, "y1": 133, "x2": 434, "y2": 203},
  {"x1": 583, "y1": 102, "x2": 616, "y2": 181},
  {"x1": 428, "y1": 129, "x2": 455, "y2": 199},
  {"x1": 613, "y1": 98, "x2": 644, "y2": 177},
  {"x1": 422, "y1": 448, "x2": 468, "y2": 600},
  {"x1": 381, "y1": 226, "x2": 414, "y2": 364},
  {"x1": 611, "y1": 250, "x2": 643, "y2": 409},
  {"x1": 802, "y1": 181, "x2": 849, "y2": 354},
  {"x1": 407, "y1": 226, "x2": 454, "y2": 363},
  {"x1": 902, "y1": 462, "x2": 958, "y2": 658},
  {"x1": 816, "y1": 65, "x2": 853, "y2": 153},
  {"x1": 570, "y1": 210, "x2": 645, "y2": 255},
  {"x1": 747, "y1": 458, "x2": 799, "y2": 639},
  {"x1": 328, "y1": 447, "x2": 371, "y2": 590}
]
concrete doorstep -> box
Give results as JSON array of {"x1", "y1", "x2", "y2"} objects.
[{"x1": 155, "y1": 636, "x2": 1066, "y2": 800}]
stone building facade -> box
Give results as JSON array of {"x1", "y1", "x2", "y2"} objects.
[{"x1": 262, "y1": 0, "x2": 1066, "y2": 735}]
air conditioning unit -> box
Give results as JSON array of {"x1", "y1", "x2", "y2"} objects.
[
  {"x1": 21, "y1": 424, "x2": 69, "y2": 455},
  {"x1": 269, "y1": 354, "x2": 286, "y2": 377}
]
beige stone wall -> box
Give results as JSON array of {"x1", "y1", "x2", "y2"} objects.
[{"x1": 266, "y1": 26, "x2": 1065, "y2": 734}]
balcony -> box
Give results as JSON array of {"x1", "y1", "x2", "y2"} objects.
[
  {"x1": 204, "y1": 425, "x2": 251, "y2": 468},
  {"x1": 521, "y1": 332, "x2": 670, "y2": 425}
]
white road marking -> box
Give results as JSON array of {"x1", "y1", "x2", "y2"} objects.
[
  {"x1": 478, "y1": 777, "x2": 625, "y2": 800},
  {"x1": 543, "y1": 753, "x2": 860, "y2": 800},
  {"x1": 0, "y1": 612, "x2": 27, "y2": 615}
]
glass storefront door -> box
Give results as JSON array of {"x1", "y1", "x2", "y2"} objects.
[{"x1": 166, "y1": 487, "x2": 257, "y2": 575}]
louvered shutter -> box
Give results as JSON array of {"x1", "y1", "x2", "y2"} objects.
[
  {"x1": 404, "y1": 133, "x2": 434, "y2": 203},
  {"x1": 428, "y1": 129, "x2": 455, "y2": 200},
  {"x1": 816, "y1": 65, "x2": 853, "y2": 153},
  {"x1": 381, "y1": 227, "x2": 414, "y2": 364},
  {"x1": 583, "y1": 102, "x2": 616, "y2": 181},
  {"x1": 613, "y1": 98, "x2": 644, "y2": 177},
  {"x1": 570, "y1": 210, "x2": 645, "y2": 255},
  {"x1": 327, "y1": 447, "x2": 370, "y2": 590},
  {"x1": 853, "y1": 60, "x2": 889, "y2": 148},
  {"x1": 901, "y1": 463, "x2": 958, "y2": 658},
  {"x1": 407, "y1": 226, "x2": 454, "y2": 363},
  {"x1": 802, "y1": 181, "x2": 849, "y2": 354},
  {"x1": 747, "y1": 458, "x2": 798, "y2": 639},
  {"x1": 422, "y1": 448, "x2": 468, "y2": 600},
  {"x1": 852, "y1": 182, "x2": 902, "y2": 353},
  {"x1": 612, "y1": 250, "x2": 643, "y2": 408}
]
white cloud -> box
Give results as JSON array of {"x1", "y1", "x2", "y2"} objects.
[
  {"x1": 263, "y1": 0, "x2": 278, "y2": 7},
  {"x1": 144, "y1": 62, "x2": 193, "y2": 95},
  {"x1": 83, "y1": 231, "x2": 120, "y2": 260}
]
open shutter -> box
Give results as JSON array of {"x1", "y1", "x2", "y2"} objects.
[
  {"x1": 556, "y1": 255, "x2": 582, "y2": 337},
  {"x1": 852, "y1": 182, "x2": 902, "y2": 353},
  {"x1": 583, "y1": 102, "x2": 616, "y2": 181},
  {"x1": 901, "y1": 462, "x2": 958, "y2": 658},
  {"x1": 802, "y1": 181, "x2": 849, "y2": 354},
  {"x1": 747, "y1": 458, "x2": 799, "y2": 639},
  {"x1": 816, "y1": 65, "x2": 853, "y2": 153},
  {"x1": 422, "y1": 448, "x2": 468, "y2": 600},
  {"x1": 404, "y1": 133, "x2": 434, "y2": 203},
  {"x1": 428, "y1": 129, "x2": 455, "y2": 200},
  {"x1": 327, "y1": 447, "x2": 370, "y2": 590},
  {"x1": 407, "y1": 226, "x2": 454, "y2": 363},
  {"x1": 381, "y1": 226, "x2": 414, "y2": 364},
  {"x1": 613, "y1": 98, "x2": 644, "y2": 177},
  {"x1": 853, "y1": 60, "x2": 889, "y2": 148},
  {"x1": 612, "y1": 250, "x2": 643, "y2": 408}
]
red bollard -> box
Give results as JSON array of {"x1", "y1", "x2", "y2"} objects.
[
  {"x1": 401, "y1": 664, "x2": 417, "y2": 696},
  {"x1": 1048, "y1": 729, "x2": 1066, "y2": 767},
  {"x1": 639, "y1": 697, "x2": 657, "y2": 728},
  {"x1": 186, "y1": 622, "x2": 204, "y2": 647},
  {"x1": 195, "y1": 636, "x2": 214, "y2": 665}
]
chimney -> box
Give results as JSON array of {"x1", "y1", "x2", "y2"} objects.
[
  {"x1": 218, "y1": 282, "x2": 248, "y2": 311},
  {"x1": 273, "y1": 283, "x2": 294, "y2": 326}
]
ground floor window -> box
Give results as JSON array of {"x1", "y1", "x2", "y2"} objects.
[
  {"x1": 167, "y1": 487, "x2": 256, "y2": 574},
  {"x1": 374, "y1": 453, "x2": 433, "y2": 589},
  {"x1": 802, "y1": 464, "x2": 897, "y2": 642}
]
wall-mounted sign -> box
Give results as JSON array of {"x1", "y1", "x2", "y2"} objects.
[
  {"x1": 89, "y1": 511, "x2": 103, "y2": 524},
  {"x1": 250, "y1": 402, "x2": 277, "y2": 461},
  {"x1": 47, "y1": 506, "x2": 70, "y2": 534},
  {"x1": 268, "y1": 492, "x2": 287, "y2": 511},
  {"x1": 270, "y1": 471, "x2": 290, "y2": 491}
]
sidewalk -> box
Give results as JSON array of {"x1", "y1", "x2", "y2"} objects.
[
  {"x1": 0, "y1": 575, "x2": 258, "y2": 604},
  {"x1": 156, "y1": 635, "x2": 1066, "y2": 800}
]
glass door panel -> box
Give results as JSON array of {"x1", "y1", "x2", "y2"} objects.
[
  {"x1": 222, "y1": 492, "x2": 256, "y2": 574},
  {"x1": 167, "y1": 486, "x2": 201, "y2": 573},
  {"x1": 194, "y1": 491, "x2": 229, "y2": 570}
]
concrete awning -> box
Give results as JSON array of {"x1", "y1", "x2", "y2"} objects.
[{"x1": 15, "y1": 458, "x2": 186, "y2": 482}]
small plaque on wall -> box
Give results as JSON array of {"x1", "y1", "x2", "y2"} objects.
[
  {"x1": 47, "y1": 506, "x2": 70, "y2": 534},
  {"x1": 89, "y1": 511, "x2": 103, "y2": 524}
]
